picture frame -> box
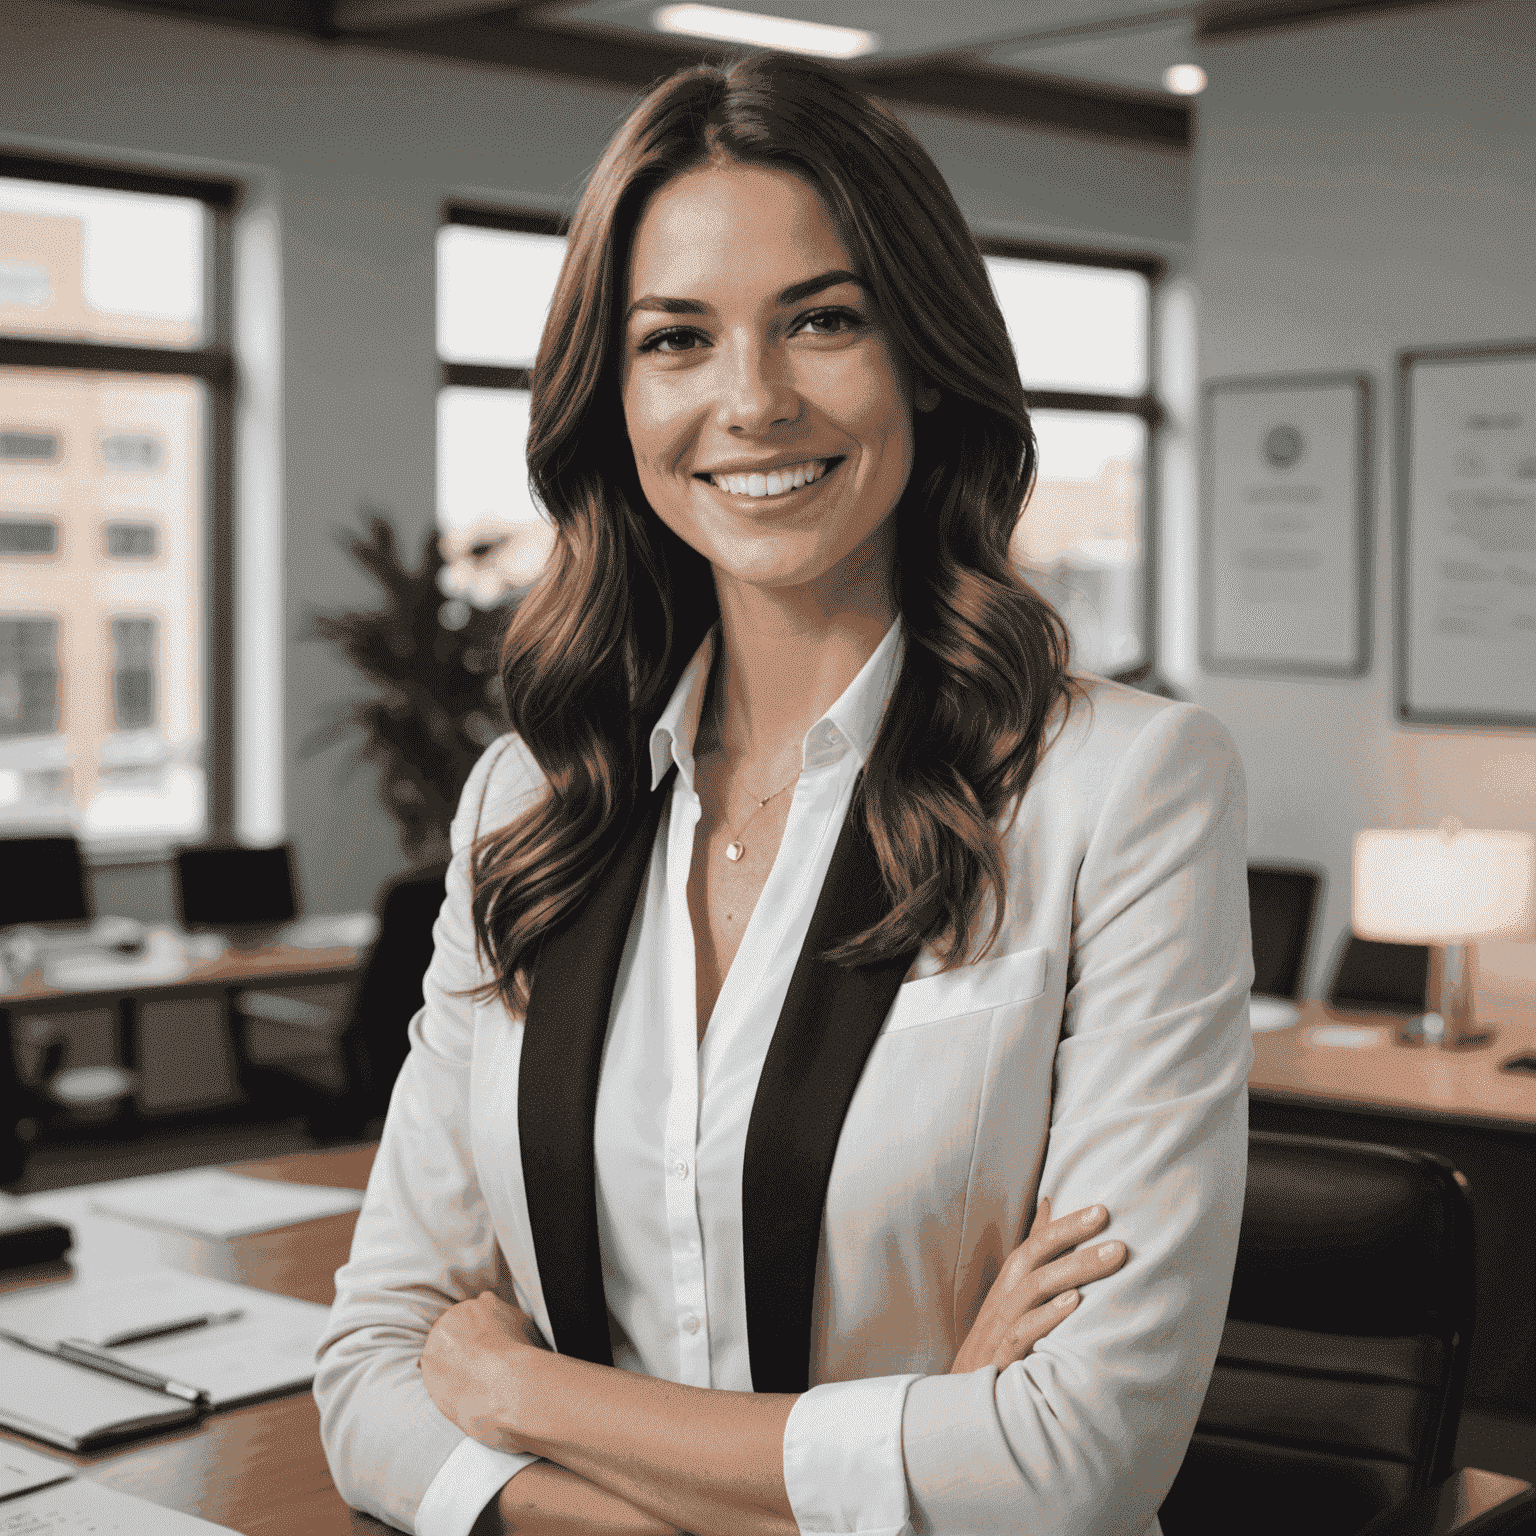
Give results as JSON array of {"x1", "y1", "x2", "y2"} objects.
[
  {"x1": 1396, "y1": 339, "x2": 1536, "y2": 728},
  {"x1": 1201, "y1": 372, "x2": 1372, "y2": 677}
]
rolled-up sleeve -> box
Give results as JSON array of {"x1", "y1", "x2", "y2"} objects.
[
  {"x1": 783, "y1": 702, "x2": 1254, "y2": 1535},
  {"x1": 314, "y1": 737, "x2": 541, "y2": 1536}
]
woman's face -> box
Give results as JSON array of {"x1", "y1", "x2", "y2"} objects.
[{"x1": 620, "y1": 160, "x2": 935, "y2": 599}]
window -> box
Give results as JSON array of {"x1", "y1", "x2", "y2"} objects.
[
  {"x1": 0, "y1": 617, "x2": 60, "y2": 737},
  {"x1": 105, "y1": 520, "x2": 158, "y2": 559},
  {"x1": 111, "y1": 616, "x2": 157, "y2": 730},
  {"x1": 0, "y1": 154, "x2": 236, "y2": 843},
  {"x1": 436, "y1": 207, "x2": 564, "y2": 600},
  {"x1": 980, "y1": 243, "x2": 1162, "y2": 678},
  {"x1": 0, "y1": 518, "x2": 58, "y2": 556}
]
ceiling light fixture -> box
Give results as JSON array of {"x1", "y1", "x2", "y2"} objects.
[
  {"x1": 1163, "y1": 63, "x2": 1207, "y2": 95},
  {"x1": 652, "y1": 4, "x2": 879, "y2": 60}
]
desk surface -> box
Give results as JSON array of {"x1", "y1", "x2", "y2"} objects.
[
  {"x1": 0, "y1": 1144, "x2": 380, "y2": 1536},
  {"x1": 1249, "y1": 1001, "x2": 1536, "y2": 1131}
]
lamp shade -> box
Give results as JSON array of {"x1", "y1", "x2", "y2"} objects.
[{"x1": 1353, "y1": 827, "x2": 1536, "y2": 944}]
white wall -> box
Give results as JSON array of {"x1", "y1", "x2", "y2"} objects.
[
  {"x1": 3, "y1": 0, "x2": 1188, "y2": 913},
  {"x1": 1179, "y1": 0, "x2": 1536, "y2": 1006}
]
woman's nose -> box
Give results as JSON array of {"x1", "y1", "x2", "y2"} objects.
[{"x1": 715, "y1": 337, "x2": 799, "y2": 434}]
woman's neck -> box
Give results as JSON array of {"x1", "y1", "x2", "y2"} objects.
[{"x1": 705, "y1": 552, "x2": 896, "y2": 778}]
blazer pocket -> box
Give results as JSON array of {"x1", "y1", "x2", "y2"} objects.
[{"x1": 881, "y1": 945, "x2": 1051, "y2": 1034}]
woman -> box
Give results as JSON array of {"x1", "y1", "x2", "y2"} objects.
[{"x1": 315, "y1": 52, "x2": 1253, "y2": 1536}]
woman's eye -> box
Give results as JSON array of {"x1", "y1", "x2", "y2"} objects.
[
  {"x1": 796, "y1": 307, "x2": 865, "y2": 337},
  {"x1": 638, "y1": 327, "x2": 707, "y2": 354}
]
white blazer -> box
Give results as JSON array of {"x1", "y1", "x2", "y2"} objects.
[{"x1": 315, "y1": 666, "x2": 1254, "y2": 1536}]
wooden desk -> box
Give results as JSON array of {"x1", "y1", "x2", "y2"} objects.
[
  {"x1": 1248, "y1": 1000, "x2": 1536, "y2": 1415},
  {"x1": 0, "y1": 937, "x2": 364, "y2": 1183},
  {"x1": 0, "y1": 1144, "x2": 382, "y2": 1535}
]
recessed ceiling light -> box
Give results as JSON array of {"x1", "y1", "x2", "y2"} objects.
[
  {"x1": 652, "y1": 4, "x2": 879, "y2": 60},
  {"x1": 1163, "y1": 63, "x2": 1207, "y2": 95}
]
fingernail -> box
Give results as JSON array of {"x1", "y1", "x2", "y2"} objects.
[
  {"x1": 1057, "y1": 1290, "x2": 1080, "y2": 1307},
  {"x1": 1081, "y1": 1206, "x2": 1104, "y2": 1225},
  {"x1": 1099, "y1": 1241, "x2": 1121, "y2": 1258}
]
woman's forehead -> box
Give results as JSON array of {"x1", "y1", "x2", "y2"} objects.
[{"x1": 627, "y1": 162, "x2": 853, "y2": 299}]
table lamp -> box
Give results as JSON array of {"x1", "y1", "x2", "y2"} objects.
[{"x1": 1353, "y1": 821, "x2": 1536, "y2": 1050}]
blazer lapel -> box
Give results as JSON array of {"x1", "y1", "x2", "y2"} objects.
[
  {"x1": 519, "y1": 771, "x2": 674, "y2": 1366},
  {"x1": 741, "y1": 790, "x2": 919, "y2": 1393}
]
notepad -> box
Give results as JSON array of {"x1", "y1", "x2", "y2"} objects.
[
  {"x1": 0, "y1": 1269, "x2": 332, "y2": 1417},
  {"x1": 0, "y1": 1465, "x2": 239, "y2": 1534},
  {"x1": 0, "y1": 1336, "x2": 201, "y2": 1451},
  {"x1": 0, "y1": 1441, "x2": 75, "y2": 1501},
  {"x1": 87, "y1": 1167, "x2": 364, "y2": 1239}
]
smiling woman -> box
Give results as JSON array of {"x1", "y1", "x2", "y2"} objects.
[{"x1": 314, "y1": 51, "x2": 1253, "y2": 1536}]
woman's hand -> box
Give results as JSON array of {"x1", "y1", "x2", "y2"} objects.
[
  {"x1": 420, "y1": 1291, "x2": 550, "y2": 1453},
  {"x1": 949, "y1": 1198, "x2": 1126, "y2": 1376}
]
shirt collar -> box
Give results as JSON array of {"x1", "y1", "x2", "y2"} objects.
[{"x1": 648, "y1": 618, "x2": 905, "y2": 793}]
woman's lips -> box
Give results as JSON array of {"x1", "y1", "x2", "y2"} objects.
[{"x1": 696, "y1": 456, "x2": 843, "y2": 503}]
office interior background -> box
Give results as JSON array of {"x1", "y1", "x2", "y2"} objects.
[{"x1": 1, "y1": 0, "x2": 1534, "y2": 1495}]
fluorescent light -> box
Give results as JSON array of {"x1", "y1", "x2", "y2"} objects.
[
  {"x1": 652, "y1": 4, "x2": 878, "y2": 60},
  {"x1": 1163, "y1": 63, "x2": 1207, "y2": 95}
]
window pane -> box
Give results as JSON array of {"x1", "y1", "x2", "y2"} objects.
[
  {"x1": 1012, "y1": 410, "x2": 1146, "y2": 675},
  {"x1": 0, "y1": 366, "x2": 204, "y2": 840},
  {"x1": 437, "y1": 385, "x2": 556, "y2": 595},
  {"x1": 437, "y1": 225, "x2": 567, "y2": 368},
  {"x1": 985, "y1": 255, "x2": 1148, "y2": 395},
  {"x1": 0, "y1": 178, "x2": 205, "y2": 347}
]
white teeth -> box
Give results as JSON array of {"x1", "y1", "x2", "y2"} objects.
[{"x1": 709, "y1": 459, "x2": 829, "y2": 498}]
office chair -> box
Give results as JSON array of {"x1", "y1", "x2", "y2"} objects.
[
  {"x1": 1328, "y1": 933, "x2": 1431, "y2": 1014},
  {"x1": 233, "y1": 864, "x2": 446, "y2": 1140},
  {"x1": 174, "y1": 842, "x2": 299, "y2": 945},
  {"x1": 1158, "y1": 1131, "x2": 1533, "y2": 1536},
  {"x1": 1248, "y1": 863, "x2": 1323, "y2": 1000},
  {"x1": 0, "y1": 835, "x2": 90, "y2": 928}
]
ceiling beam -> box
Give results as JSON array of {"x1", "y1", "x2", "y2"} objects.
[
  {"x1": 1197, "y1": 0, "x2": 1457, "y2": 36},
  {"x1": 330, "y1": 0, "x2": 522, "y2": 34}
]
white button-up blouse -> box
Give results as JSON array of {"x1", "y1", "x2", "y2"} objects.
[{"x1": 314, "y1": 618, "x2": 1255, "y2": 1536}]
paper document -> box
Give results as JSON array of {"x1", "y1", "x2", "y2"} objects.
[
  {"x1": 0, "y1": 1269, "x2": 331, "y2": 1411},
  {"x1": 0, "y1": 1443, "x2": 74, "y2": 1500},
  {"x1": 0, "y1": 1476, "x2": 239, "y2": 1534},
  {"x1": 88, "y1": 1168, "x2": 364, "y2": 1238},
  {"x1": 0, "y1": 1336, "x2": 196, "y2": 1450}
]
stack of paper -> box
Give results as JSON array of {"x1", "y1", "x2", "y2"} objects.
[
  {"x1": 0, "y1": 1442, "x2": 239, "y2": 1533},
  {"x1": 86, "y1": 1167, "x2": 364, "y2": 1239}
]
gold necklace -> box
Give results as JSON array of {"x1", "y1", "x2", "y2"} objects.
[{"x1": 712, "y1": 683, "x2": 799, "y2": 863}]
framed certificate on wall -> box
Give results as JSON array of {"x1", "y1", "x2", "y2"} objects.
[
  {"x1": 1397, "y1": 339, "x2": 1536, "y2": 728},
  {"x1": 1201, "y1": 373, "x2": 1371, "y2": 676}
]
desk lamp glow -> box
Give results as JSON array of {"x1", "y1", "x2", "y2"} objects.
[{"x1": 1353, "y1": 822, "x2": 1536, "y2": 1050}]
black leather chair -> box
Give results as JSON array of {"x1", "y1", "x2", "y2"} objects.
[
  {"x1": 234, "y1": 864, "x2": 447, "y2": 1140},
  {"x1": 1160, "y1": 1131, "x2": 1528, "y2": 1536},
  {"x1": 1249, "y1": 863, "x2": 1324, "y2": 1000},
  {"x1": 1328, "y1": 934, "x2": 1431, "y2": 1015}
]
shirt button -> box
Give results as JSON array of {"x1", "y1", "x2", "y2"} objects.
[
  {"x1": 670, "y1": 1159, "x2": 690, "y2": 1180},
  {"x1": 682, "y1": 1315, "x2": 701, "y2": 1335}
]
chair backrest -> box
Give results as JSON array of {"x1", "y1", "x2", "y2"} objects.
[
  {"x1": 1328, "y1": 934, "x2": 1430, "y2": 1014},
  {"x1": 174, "y1": 843, "x2": 298, "y2": 931},
  {"x1": 0, "y1": 835, "x2": 90, "y2": 928},
  {"x1": 1159, "y1": 1131, "x2": 1475, "y2": 1536},
  {"x1": 340, "y1": 864, "x2": 447, "y2": 1112},
  {"x1": 1248, "y1": 863, "x2": 1323, "y2": 999}
]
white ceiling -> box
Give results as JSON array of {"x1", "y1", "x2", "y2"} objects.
[{"x1": 535, "y1": 0, "x2": 1207, "y2": 94}]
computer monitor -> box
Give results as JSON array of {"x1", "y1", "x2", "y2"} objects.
[
  {"x1": 0, "y1": 836, "x2": 90, "y2": 929},
  {"x1": 175, "y1": 843, "x2": 298, "y2": 947},
  {"x1": 1327, "y1": 935, "x2": 1430, "y2": 1015}
]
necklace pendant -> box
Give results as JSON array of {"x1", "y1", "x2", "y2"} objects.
[{"x1": 726, "y1": 840, "x2": 744, "y2": 862}]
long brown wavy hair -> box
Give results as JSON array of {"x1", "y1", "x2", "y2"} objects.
[{"x1": 471, "y1": 52, "x2": 1073, "y2": 1014}]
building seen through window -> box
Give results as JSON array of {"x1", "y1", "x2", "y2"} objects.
[
  {"x1": 436, "y1": 213, "x2": 1158, "y2": 675},
  {"x1": 0, "y1": 169, "x2": 221, "y2": 842}
]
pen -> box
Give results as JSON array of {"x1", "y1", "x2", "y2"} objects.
[
  {"x1": 0, "y1": 1327, "x2": 209, "y2": 1408},
  {"x1": 98, "y1": 1308, "x2": 245, "y2": 1348}
]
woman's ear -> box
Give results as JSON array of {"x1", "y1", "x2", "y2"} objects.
[{"x1": 915, "y1": 380, "x2": 942, "y2": 414}]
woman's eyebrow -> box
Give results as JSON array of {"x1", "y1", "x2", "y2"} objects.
[{"x1": 623, "y1": 269, "x2": 866, "y2": 325}]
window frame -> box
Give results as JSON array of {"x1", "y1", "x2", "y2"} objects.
[
  {"x1": 0, "y1": 149, "x2": 239, "y2": 844},
  {"x1": 976, "y1": 236, "x2": 1167, "y2": 681}
]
